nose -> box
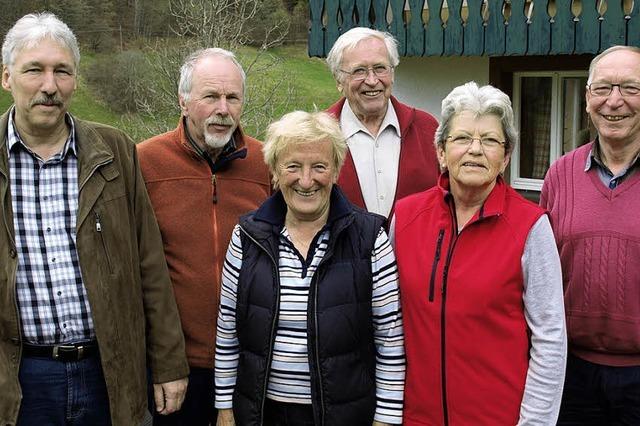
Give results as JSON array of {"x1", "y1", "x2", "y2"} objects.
[
  {"x1": 40, "y1": 70, "x2": 57, "y2": 95},
  {"x1": 605, "y1": 86, "x2": 624, "y2": 108},
  {"x1": 363, "y1": 69, "x2": 379, "y2": 85},
  {"x1": 298, "y1": 167, "x2": 314, "y2": 188},
  {"x1": 215, "y1": 96, "x2": 229, "y2": 116},
  {"x1": 467, "y1": 137, "x2": 483, "y2": 154}
]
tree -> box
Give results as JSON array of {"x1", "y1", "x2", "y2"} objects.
[{"x1": 121, "y1": 0, "x2": 294, "y2": 140}]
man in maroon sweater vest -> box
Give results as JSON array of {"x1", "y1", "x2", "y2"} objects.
[
  {"x1": 541, "y1": 45, "x2": 640, "y2": 425},
  {"x1": 325, "y1": 28, "x2": 439, "y2": 220},
  {"x1": 137, "y1": 48, "x2": 271, "y2": 425}
]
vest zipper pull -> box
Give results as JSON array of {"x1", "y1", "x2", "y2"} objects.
[{"x1": 95, "y1": 212, "x2": 102, "y2": 232}]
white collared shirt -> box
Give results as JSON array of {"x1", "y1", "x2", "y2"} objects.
[{"x1": 340, "y1": 100, "x2": 401, "y2": 217}]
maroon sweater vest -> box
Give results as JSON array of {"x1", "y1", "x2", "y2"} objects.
[{"x1": 541, "y1": 142, "x2": 640, "y2": 366}]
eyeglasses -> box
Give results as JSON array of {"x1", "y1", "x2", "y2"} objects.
[
  {"x1": 588, "y1": 82, "x2": 640, "y2": 97},
  {"x1": 446, "y1": 135, "x2": 506, "y2": 150},
  {"x1": 339, "y1": 64, "x2": 393, "y2": 81}
]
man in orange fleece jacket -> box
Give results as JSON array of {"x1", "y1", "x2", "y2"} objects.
[{"x1": 137, "y1": 48, "x2": 271, "y2": 426}]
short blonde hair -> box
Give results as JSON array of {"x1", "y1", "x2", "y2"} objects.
[{"x1": 263, "y1": 111, "x2": 347, "y2": 188}]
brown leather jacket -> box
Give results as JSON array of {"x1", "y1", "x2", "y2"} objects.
[{"x1": 0, "y1": 110, "x2": 189, "y2": 425}]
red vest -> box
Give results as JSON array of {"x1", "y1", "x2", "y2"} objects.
[
  {"x1": 327, "y1": 96, "x2": 439, "y2": 219},
  {"x1": 394, "y1": 175, "x2": 544, "y2": 425}
]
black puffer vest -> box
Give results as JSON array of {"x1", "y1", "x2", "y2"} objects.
[{"x1": 232, "y1": 187, "x2": 385, "y2": 426}]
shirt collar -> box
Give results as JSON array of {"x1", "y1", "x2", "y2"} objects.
[
  {"x1": 6, "y1": 107, "x2": 77, "y2": 159},
  {"x1": 584, "y1": 137, "x2": 640, "y2": 173},
  {"x1": 340, "y1": 99, "x2": 400, "y2": 139}
]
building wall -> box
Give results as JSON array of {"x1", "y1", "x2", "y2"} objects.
[{"x1": 392, "y1": 56, "x2": 490, "y2": 119}]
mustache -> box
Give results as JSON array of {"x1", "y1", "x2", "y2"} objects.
[
  {"x1": 206, "y1": 115, "x2": 235, "y2": 127},
  {"x1": 30, "y1": 95, "x2": 63, "y2": 107}
]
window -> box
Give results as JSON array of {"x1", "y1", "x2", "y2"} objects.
[{"x1": 510, "y1": 71, "x2": 592, "y2": 191}]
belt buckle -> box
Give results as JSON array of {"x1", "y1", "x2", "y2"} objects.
[{"x1": 53, "y1": 344, "x2": 82, "y2": 361}]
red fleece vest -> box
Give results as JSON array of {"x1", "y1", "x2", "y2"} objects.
[{"x1": 395, "y1": 176, "x2": 544, "y2": 425}]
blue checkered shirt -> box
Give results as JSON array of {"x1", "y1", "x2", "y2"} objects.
[{"x1": 7, "y1": 110, "x2": 94, "y2": 344}]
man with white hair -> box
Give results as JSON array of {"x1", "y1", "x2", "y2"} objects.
[
  {"x1": 137, "y1": 48, "x2": 271, "y2": 425},
  {"x1": 326, "y1": 28, "x2": 440, "y2": 220},
  {"x1": 541, "y1": 45, "x2": 640, "y2": 425},
  {"x1": 0, "y1": 12, "x2": 188, "y2": 426}
]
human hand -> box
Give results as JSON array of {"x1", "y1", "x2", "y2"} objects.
[
  {"x1": 217, "y1": 408, "x2": 236, "y2": 426},
  {"x1": 372, "y1": 421, "x2": 391, "y2": 426},
  {"x1": 153, "y1": 377, "x2": 188, "y2": 415}
]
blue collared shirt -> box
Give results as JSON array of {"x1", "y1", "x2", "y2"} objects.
[{"x1": 584, "y1": 139, "x2": 640, "y2": 189}]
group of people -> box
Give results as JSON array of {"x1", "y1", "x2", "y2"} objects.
[{"x1": 0, "y1": 10, "x2": 638, "y2": 426}]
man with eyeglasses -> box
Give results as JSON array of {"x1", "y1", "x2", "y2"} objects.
[
  {"x1": 326, "y1": 28, "x2": 439, "y2": 220},
  {"x1": 540, "y1": 45, "x2": 640, "y2": 425}
]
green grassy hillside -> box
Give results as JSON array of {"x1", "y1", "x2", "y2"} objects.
[{"x1": 0, "y1": 44, "x2": 339, "y2": 140}]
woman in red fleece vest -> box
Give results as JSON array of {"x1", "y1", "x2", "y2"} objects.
[{"x1": 393, "y1": 82, "x2": 567, "y2": 425}]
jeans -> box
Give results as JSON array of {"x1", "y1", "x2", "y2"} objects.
[
  {"x1": 17, "y1": 353, "x2": 111, "y2": 426},
  {"x1": 263, "y1": 399, "x2": 315, "y2": 426},
  {"x1": 557, "y1": 353, "x2": 640, "y2": 426},
  {"x1": 150, "y1": 367, "x2": 217, "y2": 426}
]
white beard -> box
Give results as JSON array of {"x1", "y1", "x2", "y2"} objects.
[{"x1": 204, "y1": 128, "x2": 234, "y2": 149}]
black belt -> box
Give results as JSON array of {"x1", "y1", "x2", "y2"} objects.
[{"x1": 22, "y1": 341, "x2": 98, "y2": 362}]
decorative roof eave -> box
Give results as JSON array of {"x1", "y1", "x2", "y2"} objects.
[{"x1": 308, "y1": 0, "x2": 640, "y2": 58}]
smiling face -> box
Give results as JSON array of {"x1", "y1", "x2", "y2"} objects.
[
  {"x1": 1, "y1": 38, "x2": 77, "y2": 135},
  {"x1": 586, "y1": 50, "x2": 640, "y2": 149},
  {"x1": 339, "y1": 37, "x2": 393, "y2": 125},
  {"x1": 276, "y1": 139, "x2": 336, "y2": 224},
  {"x1": 439, "y1": 111, "x2": 510, "y2": 197},
  {"x1": 179, "y1": 55, "x2": 243, "y2": 152}
]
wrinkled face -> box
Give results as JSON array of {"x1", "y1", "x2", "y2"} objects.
[
  {"x1": 339, "y1": 37, "x2": 394, "y2": 123},
  {"x1": 586, "y1": 50, "x2": 640, "y2": 148},
  {"x1": 439, "y1": 111, "x2": 510, "y2": 196},
  {"x1": 276, "y1": 139, "x2": 336, "y2": 223},
  {"x1": 1, "y1": 38, "x2": 77, "y2": 134},
  {"x1": 180, "y1": 56, "x2": 243, "y2": 150}
]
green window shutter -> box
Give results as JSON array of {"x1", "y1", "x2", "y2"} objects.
[
  {"x1": 506, "y1": 0, "x2": 527, "y2": 55},
  {"x1": 630, "y1": 0, "x2": 640, "y2": 47},
  {"x1": 528, "y1": 0, "x2": 551, "y2": 55},
  {"x1": 575, "y1": 0, "x2": 599, "y2": 54},
  {"x1": 372, "y1": 0, "x2": 387, "y2": 31},
  {"x1": 550, "y1": 0, "x2": 575, "y2": 54},
  {"x1": 486, "y1": 0, "x2": 506, "y2": 55},
  {"x1": 325, "y1": 0, "x2": 341, "y2": 55},
  {"x1": 600, "y1": 0, "x2": 625, "y2": 50},
  {"x1": 464, "y1": 0, "x2": 484, "y2": 55},
  {"x1": 309, "y1": 0, "x2": 325, "y2": 56},
  {"x1": 407, "y1": 0, "x2": 426, "y2": 56},
  {"x1": 389, "y1": 0, "x2": 407, "y2": 55},
  {"x1": 425, "y1": 0, "x2": 444, "y2": 55},
  {"x1": 444, "y1": 0, "x2": 464, "y2": 55}
]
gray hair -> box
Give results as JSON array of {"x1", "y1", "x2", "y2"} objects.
[
  {"x1": 2, "y1": 12, "x2": 80, "y2": 71},
  {"x1": 263, "y1": 110, "x2": 347, "y2": 188},
  {"x1": 587, "y1": 45, "x2": 640, "y2": 84},
  {"x1": 178, "y1": 48, "x2": 246, "y2": 102},
  {"x1": 435, "y1": 82, "x2": 517, "y2": 155},
  {"x1": 326, "y1": 27, "x2": 400, "y2": 83}
]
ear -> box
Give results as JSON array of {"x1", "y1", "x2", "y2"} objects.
[
  {"x1": 500, "y1": 152, "x2": 511, "y2": 174},
  {"x1": 585, "y1": 89, "x2": 592, "y2": 114},
  {"x1": 2, "y1": 65, "x2": 11, "y2": 91},
  {"x1": 437, "y1": 145, "x2": 447, "y2": 170},
  {"x1": 178, "y1": 95, "x2": 188, "y2": 116}
]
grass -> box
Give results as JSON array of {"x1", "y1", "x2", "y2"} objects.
[{"x1": 0, "y1": 43, "x2": 340, "y2": 140}]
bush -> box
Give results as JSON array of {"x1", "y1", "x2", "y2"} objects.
[{"x1": 86, "y1": 50, "x2": 150, "y2": 113}]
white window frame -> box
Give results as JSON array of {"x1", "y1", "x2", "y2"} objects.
[{"x1": 511, "y1": 70, "x2": 588, "y2": 191}]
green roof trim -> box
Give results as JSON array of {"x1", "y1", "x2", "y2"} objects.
[{"x1": 308, "y1": 0, "x2": 640, "y2": 57}]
